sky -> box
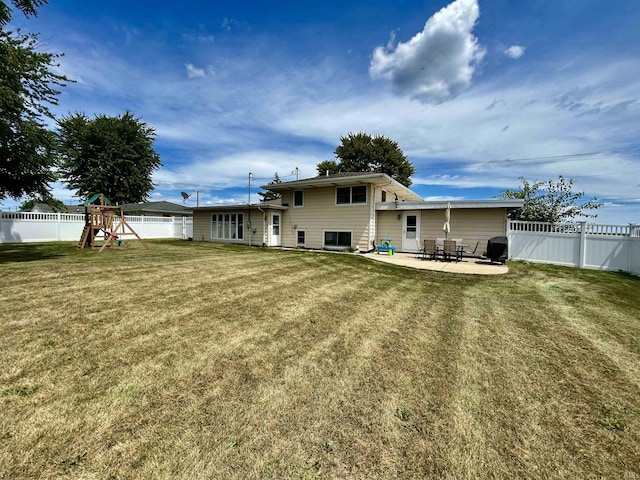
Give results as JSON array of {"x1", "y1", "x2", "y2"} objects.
[{"x1": 3, "y1": 0, "x2": 640, "y2": 224}]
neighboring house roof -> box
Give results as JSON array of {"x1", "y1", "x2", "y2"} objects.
[
  {"x1": 120, "y1": 201, "x2": 193, "y2": 216},
  {"x1": 260, "y1": 172, "x2": 424, "y2": 202},
  {"x1": 25, "y1": 203, "x2": 65, "y2": 213}
]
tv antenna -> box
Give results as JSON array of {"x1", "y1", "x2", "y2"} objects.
[{"x1": 180, "y1": 192, "x2": 191, "y2": 203}]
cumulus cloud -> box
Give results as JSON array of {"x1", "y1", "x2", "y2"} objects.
[
  {"x1": 504, "y1": 45, "x2": 525, "y2": 59},
  {"x1": 369, "y1": 0, "x2": 485, "y2": 103},
  {"x1": 185, "y1": 63, "x2": 205, "y2": 79}
]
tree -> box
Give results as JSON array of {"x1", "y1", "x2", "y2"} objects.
[
  {"x1": 257, "y1": 172, "x2": 282, "y2": 202},
  {"x1": 19, "y1": 195, "x2": 65, "y2": 212},
  {"x1": 1, "y1": 1, "x2": 47, "y2": 24},
  {"x1": 495, "y1": 176, "x2": 601, "y2": 222},
  {"x1": 316, "y1": 132, "x2": 416, "y2": 186},
  {"x1": 57, "y1": 112, "x2": 162, "y2": 205},
  {"x1": 0, "y1": 0, "x2": 70, "y2": 200}
]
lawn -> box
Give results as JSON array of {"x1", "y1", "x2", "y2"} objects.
[{"x1": 0, "y1": 240, "x2": 638, "y2": 479}]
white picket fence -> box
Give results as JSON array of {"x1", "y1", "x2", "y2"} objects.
[
  {"x1": 508, "y1": 220, "x2": 640, "y2": 275},
  {"x1": 0, "y1": 212, "x2": 193, "y2": 243}
]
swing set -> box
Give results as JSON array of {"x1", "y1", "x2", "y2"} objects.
[{"x1": 77, "y1": 194, "x2": 148, "y2": 252}]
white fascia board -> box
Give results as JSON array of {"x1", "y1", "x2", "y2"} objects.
[{"x1": 376, "y1": 199, "x2": 524, "y2": 211}]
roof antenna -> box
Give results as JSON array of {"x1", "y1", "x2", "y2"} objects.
[{"x1": 180, "y1": 192, "x2": 191, "y2": 204}]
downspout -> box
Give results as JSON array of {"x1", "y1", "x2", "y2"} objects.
[{"x1": 257, "y1": 205, "x2": 266, "y2": 247}]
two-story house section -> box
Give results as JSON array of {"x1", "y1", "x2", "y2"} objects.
[{"x1": 191, "y1": 172, "x2": 523, "y2": 253}]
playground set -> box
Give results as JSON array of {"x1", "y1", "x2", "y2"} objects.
[{"x1": 77, "y1": 194, "x2": 148, "y2": 252}]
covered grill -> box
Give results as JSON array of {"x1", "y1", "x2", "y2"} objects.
[{"x1": 486, "y1": 236, "x2": 508, "y2": 264}]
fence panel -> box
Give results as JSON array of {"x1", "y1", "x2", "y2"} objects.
[
  {"x1": 508, "y1": 231, "x2": 581, "y2": 267},
  {"x1": 508, "y1": 220, "x2": 639, "y2": 275},
  {"x1": 0, "y1": 212, "x2": 191, "y2": 243}
]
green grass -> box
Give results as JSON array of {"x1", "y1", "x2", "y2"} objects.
[{"x1": 0, "y1": 240, "x2": 639, "y2": 479}]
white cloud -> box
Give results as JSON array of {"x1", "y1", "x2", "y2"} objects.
[
  {"x1": 185, "y1": 63, "x2": 206, "y2": 79},
  {"x1": 504, "y1": 45, "x2": 525, "y2": 59},
  {"x1": 369, "y1": 0, "x2": 485, "y2": 103}
]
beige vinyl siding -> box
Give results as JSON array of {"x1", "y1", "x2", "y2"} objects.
[
  {"x1": 376, "y1": 210, "x2": 403, "y2": 247},
  {"x1": 377, "y1": 208, "x2": 507, "y2": 253},
  {"x1": 420, "y1": 208, "x2": 506, "y2": 253},
  {"x1": 192, "y1": 209, "x2": 266, "y2": 246},
  {"x1": 192, "y1": 210, "x2": 212, "y2": 242},
  {"x1": 280, "y1": 187, "x2": 372, "y2": 250}
]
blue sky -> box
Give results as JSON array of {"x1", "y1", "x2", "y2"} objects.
[{"x1": 3, "y1": 0, "x2": 640, "y2": 223}]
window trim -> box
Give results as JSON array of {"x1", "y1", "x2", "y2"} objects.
[
  {"x1": 335, "y1": 185, "x2": 367, "y2": 206},
  {"x1": 296, "y1": 229, "x2": 306, "y2": 246},
  {"x1": 293, "y1": 190, "x2": 304, "y2": 208},
  {"x1": 322, "y1": 230, "x2": 353, "y2": 249},
  {"x1": 211, "y1": 212, "x2": 244, "y2": 241}
]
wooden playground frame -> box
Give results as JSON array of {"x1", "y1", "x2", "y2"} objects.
[{"x1": 77, "y1": 194, "x2": 148, "y2": 252}]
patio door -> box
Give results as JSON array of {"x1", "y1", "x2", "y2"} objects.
[
  {"x1": 402, "y1": 212, "x2": 420, "y2": 252},
  {"x1": 270, "y1": 212, "x2": 281, "y2": 246}
]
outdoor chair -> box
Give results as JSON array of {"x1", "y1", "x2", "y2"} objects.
[
  {"x1": 464, "y1": 240, "x2": 480, "y2": 256},
  {"x1": 423, "y1": 239, "x2": 438, "y2": 261},
  {"x1": 443, "y1": 239, "x2": 461, "y2": 262},
  {"x1": 415, "y1": 239, "x2": 425, "y2": 259}
]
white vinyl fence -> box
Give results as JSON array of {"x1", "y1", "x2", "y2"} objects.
[
  {"x1": 0, "y1": 212, "x2": 193, "y2": 244},
  {"x1": 508, "y1": 220, "x2": 640, "y2": 275}
]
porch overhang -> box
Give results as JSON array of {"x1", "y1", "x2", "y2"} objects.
[{"x1": 376, "y1": 199, "x2": 524, "y2": 211}]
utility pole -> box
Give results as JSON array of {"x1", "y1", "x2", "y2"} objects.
[
  {"x1": 248, "y1": 172, "x2": 254, "y2": 204},
  {"x1": 196, "y1": 190, "x2": 200, "y2": 207},
  {"x1": 292, "y1": 167, "x2": 300, "y2": 180}
]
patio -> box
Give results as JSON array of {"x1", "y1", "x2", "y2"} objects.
[{"x1": 361, "y1": 252, "x2": 509, "y2": 275}]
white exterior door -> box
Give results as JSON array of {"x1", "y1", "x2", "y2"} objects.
[
  {"x1": 270, "y1": 213, "x2": 281, "y2": 246},
  {"x1": 402, "y1": 212, "x2": 420, "y2": 252}
]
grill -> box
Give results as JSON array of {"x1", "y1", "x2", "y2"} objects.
[{"x1": 486, "y1": 236, "x2": 508, "y2": 264}]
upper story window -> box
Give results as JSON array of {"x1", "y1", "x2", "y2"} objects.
[
  {"x1": 381, "y1": 190, "x2": 387, "y2": 202},
  {"x1": 294, "y1": 190, "x2": 304, "y2": 207},
  {"x1": 336, "y1": 185, "x2": 367, "y2": 205}
]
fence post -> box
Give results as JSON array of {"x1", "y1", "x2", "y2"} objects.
[
  {"x1": 578, "y1": 221, "x2": 587, "y2": 268},
  {"x1": 56, "y1": 212, "x2": 61, "y2": 241},
  {"x1": 628, "y1": 224, "x2": 637, "y2": 273}
]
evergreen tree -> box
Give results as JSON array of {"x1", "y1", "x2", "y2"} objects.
[{"x1": 258, "y1": 172, "x2": 282, "y2": 202}]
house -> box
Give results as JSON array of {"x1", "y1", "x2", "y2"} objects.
[
  {"x1": 119, "y1": 201, "x2": 193, "y2": 217},
  {"x1": 63, "y1": 200, "x2": 192, "y2": 217},
  {"x1": 191, "y1": 172, "x2": 524, "y2": 253}
]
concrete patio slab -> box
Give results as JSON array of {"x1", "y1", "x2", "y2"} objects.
[{"x1": 361, "y1": 252, "x2": 508, "y2": 275}]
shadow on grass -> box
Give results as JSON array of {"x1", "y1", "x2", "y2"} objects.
[{"x1": 0, "y1": 243, "x2": 70, "y2": 264}]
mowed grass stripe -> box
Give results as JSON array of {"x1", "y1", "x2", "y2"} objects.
[{"x1": 0, "y1": 241, "x2": 638, "y2": 479}]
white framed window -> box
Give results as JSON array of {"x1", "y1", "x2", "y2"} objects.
[
  {"x1": 323, "y1": 230, "x2": 352, "y2": 248},
  {"x1": 211, "y1": 213, "x2": 244, "y2": 240},
  {"x1": 297, "y1": 230, "x2": 306, "y2": 246},
  {"x1": 336, "y1": 185, "x2": 367, "y2": 205},
  {"x1": 293, "y1": 190, "x2": 304, "y2": 207}
]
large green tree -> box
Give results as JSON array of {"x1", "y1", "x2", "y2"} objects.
[
  {"x1": 57, "y1": 112, "x2": 162, "y2": 205},
  {"x1": 316, "y1": 132, "x2": 415, "y2": 187},
  {"x1": 496, "y1": 176, "x2": 601, "y2": 222},
  {"x1": 0, "y1": 0, "x2": 69, "y2": 200}
]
